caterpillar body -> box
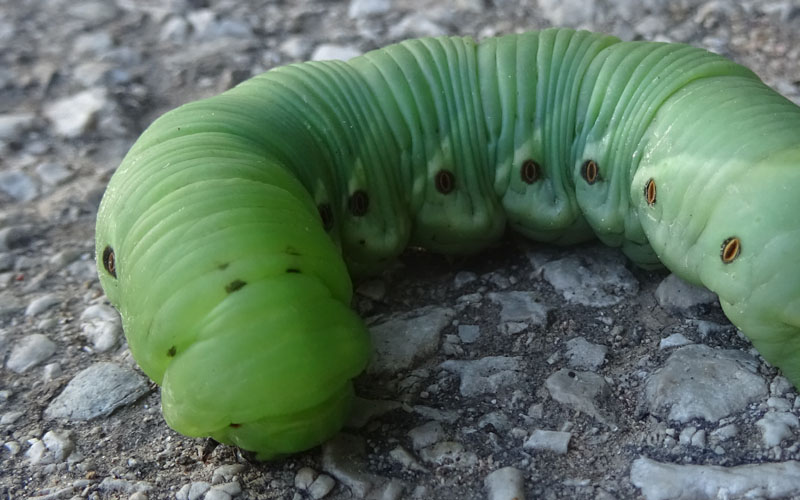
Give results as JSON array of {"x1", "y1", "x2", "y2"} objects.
[{"x1": 95, "y1": 28, "x2": 800, "y2": 459}]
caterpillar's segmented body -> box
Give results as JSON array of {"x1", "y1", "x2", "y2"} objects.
[{"x1": 95, "y1": 28, "x2": 800, "y2": 459}]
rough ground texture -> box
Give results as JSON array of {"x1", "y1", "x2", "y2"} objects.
[{"x1": 2, "y1": 0, "x2": 800, "y2": 499}]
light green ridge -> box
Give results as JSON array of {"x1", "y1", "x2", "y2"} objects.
[{"x1": 95, "y1": 28, "x2": 800, "y2": 459}]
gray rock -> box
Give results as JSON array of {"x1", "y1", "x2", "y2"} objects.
[
  {"x1": 408, "y1": 421, "x2": 445, "y2": 450},
  {"x1": 3, "y1": 441, "x2": 20, "y2": 457},
  {"x1": 307, "y1": 474, "x2": 335, "y2": 499},
  {"x1": 694, "y1": 320, "x2": 728, "y2": 338},
  {"x1": 655, "y1": 274, "x2": 718, "y2": 314},
  {"x1": 72, "y1": 31, "x2": 113, "y2": 56},
  {"x1": 545, "y1": 369, "x2": 615, "y2": 426},
  {"x1": 630, "y1": 457, "x2": 800, "y2": 500},
  {"x1": 67, "y1": 1, "x2": 119, "y2": 24},
  {"x1": 176, "y1": 481, "x2": 210, "y2": 500},
  {"x1": 160, "y1": 16, "x2": 190, "y2": 43},
  {"x1": 389, "y1": 446, "x2": 427, "y2": 472},
  {"x1": 770, "y1": 376, "x2": 794, "y2": 396},
  {"x1": 80, "y1": 304, "x2": 122, "y2": 352},
  {"x1": 659, "y1": 333, "x2": 691, "y2": 349},
  {"x1": 537, "y1": 0, "x2": 597, "y2": 27},
  {"x1": 523, "y1": 429, "x2": 572, "y2": 454},
  {"x1": 756, "y1": 411, "x2": 799, "y2": 447},
  {"x1": 44, "y1": 362, "x2": 149, "y2": 420},
  {"x1": 25, "y1": 294, "x2": 60, "y2": 316},
  {"x1": 457, "y1": 324, "x2": 480, "y2": 343},
  {"x1": 6, "y1": 334, "x2": 56, "y2": 373},
  {"x1": 348, "y1": 0, "x2": 391, "y2": 18},
  {"x1": 678, "y1": 426, "x2": 706, "y2": 448},
  {"x1": 0, "y1": 113, "x2": 36, "y2": 140},
  {"x1": 0, "y1": 252, "x2": 13, "y2": 272},
  {"x1": 487, "y1": 291, "x2": 550, "y2": 326},
  {"x1": 187, "y1": 10, "x2": 252, "y2": 41},
  {"x1": 311, "y1": 44, "x2": 362, "y2": 62},
  {"x1": 97, "y1": 478, "x2": 153, "y2": 495},
  {"x1": 413, "y1": 405, "x2": 460, "y2": 424},
  {"x1": 484, "y1": 467, "x2": 525, "y2": 500},
  {"x1": 540, "y1": 251, "x2": 638, "y2": 307},
  {"x1": 767, "y1": 396, "x2": 792, "y2": 411},
  {"x1": 0, "y1": 225, "x2": 34, "y2": 251},
  {"x1": 440, "y1": 356, "x2": 525, "y2": 397},
  {"x1": 207, "y1": 481, "x2": 241, "y2": 499},
  {"x1": 367, "y1": 306, "x2": 454, "y2": 375},
  {"x1": 644, "y1": 345, "x2": 767, "y2": 423},
  {"x1": 453, "y1": 271, "x2": 477, "y2": 289},
  {"x1": 418, "y1": 441, "x2": 477, "y2": 468},
  {"x1": 24, "y1": 439, "x2": 46, "y2": 464},
  {"x1": 211, "y1": 464, "x2": 245, "y2": 485},
  {"x1": 0, "y1": 171, "x2": 38, "y2": 202},
  {"x1": 478, "y1": 411, "x2": 511, "y2": 432},
  {"x1": 564, "y1": 337, "x2": 607, "y2": 371},
  {"x1": 295, "y1": 467, "x2": 317, "y2": 490},
  {"x1": 44, "y1": 88, "x2": 107, "y2": 138},
  {"x1": 43, "y1": 362, "x2": 63, "y2": 382},
  {"x1": 0, "y1": 330, "x2": 7, "y2": 359},
  {"x1": 35, "y1": 162, "x2": 73, "y2": 187},
  {"x1": 41, "y1": 430, "x2": 75, "y2": 462},
  {"x1": 1, "y1": 410, "x2": 23, "y2": 424},
  {"x1": 279, "y1": 36, "x2": 312, "y2": 60},
  {"x1": 711, "y1": 423, "x2": 738, "y2": 441},
  {"x1": 388, "y1": 13, "x2": 447, "y2": 38},
  {"x1": 321, "y1": 434, "x2": 386, "y2": 499}
]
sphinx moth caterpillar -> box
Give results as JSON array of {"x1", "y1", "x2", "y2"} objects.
[{"x1": 95, "y1": 28, "x2": 800, "y2": 459}]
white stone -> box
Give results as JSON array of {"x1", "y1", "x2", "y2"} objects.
[
  {"x1": 6, "y1": 334, "x2": 56, "y2": 373},
  {"x1": 44, "y1": 88, "x2": 107, "y2": 138},
  {"x1": 485, "y1": 467, "x2": 525, "y2": 500},
  {"x1": 631, "y1": 457, "x2": 800, "y2": 500},
  {"x1": 311, "y1": 44, "x2": 362, "y2": 62},
  {"x1": 524, "y1": 430, "x2": 572, "y2": 454}
]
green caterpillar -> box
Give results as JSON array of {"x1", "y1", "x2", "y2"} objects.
[{"x1": 95, "y1": 28, "x2": 800, "y2": 460}]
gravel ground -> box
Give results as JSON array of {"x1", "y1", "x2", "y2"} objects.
[{"x1": 2, "y1": 0, "x2": 800, "y2": 499}]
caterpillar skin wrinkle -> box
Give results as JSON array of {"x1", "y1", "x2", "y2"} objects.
[{"x1": 95, "y1": 28, "x2": 800, "y2": 459}]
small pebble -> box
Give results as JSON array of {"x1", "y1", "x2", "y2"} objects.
[
  {"x1": 524, "y1": 429, "x2": 572, "y2": 455},
  {"x1": 6, "y1": 334, "x2": 56, "y2": 373}
]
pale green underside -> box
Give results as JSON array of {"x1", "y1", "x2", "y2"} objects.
[{"x1": 95, "y1": 28, "x2": 800, "y2": 458}]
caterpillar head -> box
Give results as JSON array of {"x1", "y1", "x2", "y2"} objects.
[{"x1": 636, "y1": 147, "x2": 800, "y2": 385}]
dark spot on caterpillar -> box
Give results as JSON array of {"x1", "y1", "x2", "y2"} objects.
[
  {"x1": 286, "y1": 268, "x2": 300, "y2": 273},
  {"x1": 521, "y1": 159, "x2": 541, "y2": 184},
  {"x1": 225, "y1": 279, "x2": 246, "y2": 293},
  {"x1": 645, "y1": 178, "x2": 657, "y2": 205},
  {"x1": 167, "y1": 346, "x2": 177, "y2": 357},
  {"x1": 318, "y1": 203, "x2": 334, "y2": 231},
  {"x1": 721, "y1": 237, "x2": 741, "y2": 263},
  {"x1": 229, "y1": 423, "x2": 241, "y2": 428},
  {"x1": 217, "y1": 262, "x2": 229, "y2": 270},
  {"x1": 435, "y1": 169, "x2": 455, "y2": 194},
  {"x1": 348, "y1": 190, "x2": 369, "y2": 216},
  {"x1": 285, "y1": 246, "x2": 300, "y2": 256},
  {"x1": 582, "y1": 160, "x2": 599, "y2": 184},
  {"x1": 102, "y1": 245, "x2": 116, "y2": 278},
  {"x1": 568, "y1": 371, "x2": 576, "y2": 378}
]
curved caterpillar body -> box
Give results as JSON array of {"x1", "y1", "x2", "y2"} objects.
[{"x1": 95, "y1": 28, "x2": 800, "y2": 459}]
